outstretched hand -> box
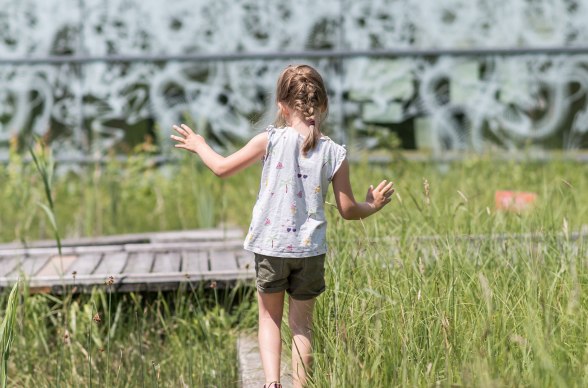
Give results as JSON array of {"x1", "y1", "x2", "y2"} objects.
[
  {"x1": 171, "y1": 124, "x2": 205, "y2": 153},
  {"x1": 366, "y1": 180, "x2": 395, "y2": 211}
]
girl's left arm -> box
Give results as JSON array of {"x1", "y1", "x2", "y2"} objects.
[{"x1": 171, "y1": 123, "x2": 267, "y2": 178}]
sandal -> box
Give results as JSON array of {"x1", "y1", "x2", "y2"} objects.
[{"x1": 264, "y1": 382, "x2": 282, "y2": 388}]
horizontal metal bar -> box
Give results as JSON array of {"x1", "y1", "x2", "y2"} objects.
[
  {"x1": 2, "y1": 46, "x2": 588, "y2": 66},
  {"x1": 2, "y1": 151, "x2": 588, "y2": 165}
]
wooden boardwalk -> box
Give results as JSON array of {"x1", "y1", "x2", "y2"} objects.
[
  {"x1": 238, "y1": 332, "x2": 293, "y2": 387},
  {"x1": 0, "y1": 228, "x2": 255, "y2": 293}
]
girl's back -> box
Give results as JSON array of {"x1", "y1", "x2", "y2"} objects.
[{"x1": 244, "y1": 125, "x2": 346, "y2": 257}]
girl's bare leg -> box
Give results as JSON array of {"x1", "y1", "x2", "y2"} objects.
[
  {"x1": 258, "y1": 291, "x2": 285, "y2": 383},
  {"x1": 288, "y1": 297, "x2": 316, "y2": 388}
]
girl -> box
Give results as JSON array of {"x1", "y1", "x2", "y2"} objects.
[{"x1": 171, "y1": 64, "x2": 394, "y2": 388}]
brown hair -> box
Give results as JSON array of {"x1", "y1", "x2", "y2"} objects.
[{"x1": 274, "y1": 65, "x2": 329, "y2": 155}]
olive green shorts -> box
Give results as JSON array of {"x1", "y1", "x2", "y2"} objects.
[{"x1": 254, "y1": 253, "x2": 326, "y2": 300}]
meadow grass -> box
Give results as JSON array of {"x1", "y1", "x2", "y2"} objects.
[
  {"x1": 0, "y1": 283, "x2": 256, "y2": 387},
  {"x1": 0, "y1": 151, "x2": 587, "y2": 386}
]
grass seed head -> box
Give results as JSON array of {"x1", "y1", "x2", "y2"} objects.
[
  {"x1": 423, "y1": 178, "x2": 430, "y2": 205},
  {"x1": 63, "y1": 330, "x2": 71, "y2": 345}
]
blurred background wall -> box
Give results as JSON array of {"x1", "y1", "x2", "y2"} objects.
[{"x1": 1, "y1": 0, "x2": 587, "y2": 161}]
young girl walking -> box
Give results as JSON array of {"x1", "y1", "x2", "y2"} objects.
[{"x1": 171, "y1": 64, "x2": 394, "y2": 387}]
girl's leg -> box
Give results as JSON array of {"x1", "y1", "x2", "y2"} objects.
[
  {"x1": 288, "y1": 296, "x2": 316, "y2": 388},
  {"x1": 258, "y1": 290, "x2": 285, "y2": 383}
]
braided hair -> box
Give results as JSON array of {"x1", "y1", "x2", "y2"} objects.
[{"x1": 275, "y1": 65, "x2": 329, "y2": 155}]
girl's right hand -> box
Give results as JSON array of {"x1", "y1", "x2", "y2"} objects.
[
  {"x1": 171, "y1": 124, "x2": 206, "y2": 154},
  {"x1": 366, "y1": 180, "x2": 395, "y2": 210}
]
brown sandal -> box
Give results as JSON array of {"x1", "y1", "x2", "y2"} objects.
[{"x1": 264, "y1": 382, "x2": 282, "y2": 388}]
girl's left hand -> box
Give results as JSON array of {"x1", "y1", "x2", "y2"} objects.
[{"x1": 171, "y1": 124, "x2": 205, "y2": 153}]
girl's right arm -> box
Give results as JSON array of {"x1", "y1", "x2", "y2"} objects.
[
  {"x1": 331, "y1": 159, "x2": 394, "y2": 220},
  {"x1": 171, "y1": 124, "x2": 267, "y2": 178}
]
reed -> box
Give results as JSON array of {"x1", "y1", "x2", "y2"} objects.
[
  {"x1": 0, "y1": 153, "x2": 587, "y2": 386},
  {"x1": 0, "y1": 282, "x2": 18, "y2": 388}
]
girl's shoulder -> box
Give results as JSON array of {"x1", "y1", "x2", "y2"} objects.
[
  {"x1": 320, "y1": 136, "x2": 346, "y2": 152},
  {"x1": 265, "y1": 125, "x2": 288, "y2": 134},
  {"x1": 264, "y1": 125, "x2": 290, "y2": 143}
]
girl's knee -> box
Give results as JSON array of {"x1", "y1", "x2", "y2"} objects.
[{"x1": 288, "y1": 316, "x2": 312, "y2": 334}]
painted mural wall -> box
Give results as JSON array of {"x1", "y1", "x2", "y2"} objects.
[{"x1": 1, "y1": 0, "x2": 587, "y2": 159}]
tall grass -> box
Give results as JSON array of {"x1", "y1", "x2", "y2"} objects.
[
  {"x1": 308, "y1": 228, "x2": 588, "y2": 386},
  {"x1": 0, "y1": 283, "x2": 18, "y2": 388},
  {"x1": 0, "y1": 150, "x2": 587, "y2": 386},
  {"x1": 1, "y1": 283, "x2": 256, "y2": 387},
  {"x1": 28, "y1": 139, "x2": 61, "y2": 255},
  {"x1": 0, "y1": 153, "x2": 586, "y2": 243}
]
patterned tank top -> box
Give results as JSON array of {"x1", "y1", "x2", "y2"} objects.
[{"x1": 244, "y1": 125, "x2": 347, "y2": 258}]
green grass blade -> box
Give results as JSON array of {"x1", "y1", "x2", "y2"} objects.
[
  {"x1": 0, "y1": 282, "x2": 19, "y2": 388},
  {"x1": 37, "y1": 202, "x2": 62, "y2": 256}
]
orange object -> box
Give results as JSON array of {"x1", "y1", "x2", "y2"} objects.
[{"x1": 495, "y1": 191, "x2": 537, "y2": 212}]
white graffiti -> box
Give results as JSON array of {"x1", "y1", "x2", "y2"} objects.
[{"x1": 0, "y1": 0, "x2": 587, "y2": 159}]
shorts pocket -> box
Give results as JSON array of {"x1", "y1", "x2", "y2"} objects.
[{"x1": 255, "y1": 254, "x2": 286, "y2": 292}]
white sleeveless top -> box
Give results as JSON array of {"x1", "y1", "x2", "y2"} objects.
[{"x1": 244, "y1": 126, "x2": 347, "y2": 258}]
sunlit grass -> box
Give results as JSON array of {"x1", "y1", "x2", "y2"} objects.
[
  {"x1": 0, "y1": 151, "x2": 587, "y2": 386},
  {"x1": 0, "y1": 283, "x2": 256, "y2": 387}
]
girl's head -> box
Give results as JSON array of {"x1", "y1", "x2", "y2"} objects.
[{"x1": 275, "y1": 65, "x2": 329, "y2": 154}]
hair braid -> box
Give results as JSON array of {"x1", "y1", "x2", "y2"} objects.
[{"x1": 274, "y1": 64, "x2": 329, "y2": 155}]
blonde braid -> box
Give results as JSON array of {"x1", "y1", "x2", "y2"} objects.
[
  {"x1": 274, "y1": 64, "x2": 329, "y2": 155},
  {"x1": 296, "y1": 79, "x2": 321, "y2": 155}
]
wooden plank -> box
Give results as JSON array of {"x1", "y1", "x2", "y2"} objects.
[
  {"x1": 181, "y1": 251, "x2": 209, "y2": 272},
  {"x1": 152, "y1": 252, "x2": 182, "y2": 273},
  {"x1": 74, "y1": 245, "x2": 125, "y2": 254},
  {"x1": 9, "y1": 255, "x2": 51, "y2": 278},
  {"x1": 36, "y1": 255, "x2": 78, "y2": 277},
  {"x1": 238, "y1": 332, "x2": 293, "y2": 388},
  {"x1": 2, "y1": 269, "x2": 256, "y2": 293},
  {"x1": 150, "y1": 228, "x2": 243, "y2": 243},
  {"x1": 209, "y1": 250, "x2": 238, "y2": 271},
  {"x1": 124, "y1": 240, "x2": 243, "y2": 252},
  {"x1": 22, "y1": 270, "x2": 255, "y2": 287},
  {"x1": 0, "y1": 256, "x2": 23, "y2": 277},
  {"x1": 236, "y1": 251, "x2": 255, "y2": 271},
  {"x1": 122, "y1": 252, "x2": 154, "y2": 274},
  {"x1": 0, "y1": 228, "x2": 245, "y2": 251},
  {"x1": 0, "y1": 233, "x2": 151, "y2": 251},
  {"x1": 68, "y1": 254, "x2": 103, "y2": 275},
  {"x1": 0, "y1": 247, "x2": 76, "y2": 257},
  {"x1": 92, "y1": 252, "x2": 129, "y2": 275}
]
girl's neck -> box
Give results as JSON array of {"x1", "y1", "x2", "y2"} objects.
[{"x1": 287, "y1": 118, "x2": 321, "y2": 139}]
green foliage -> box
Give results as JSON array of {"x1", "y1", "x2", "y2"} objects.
[
  {"x1": 0, "y1": 282, "x2": 19, "y2": 388},
  {"x1": 0, "y1": 151, "x2": 587, "y2": 386},
  {"x1": 1, "y1": 284, "x2": 256, "y2": 387},
  {"x1": 28, "y1": 140, "x2": 61, "y2": 255}
]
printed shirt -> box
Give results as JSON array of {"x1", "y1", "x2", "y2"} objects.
[{"x1": 244, "y1": 126, "x2": 347, "y2": 258}]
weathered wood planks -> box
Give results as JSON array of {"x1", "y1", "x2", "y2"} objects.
[{"x1": 0, "y1": 228, "x2": 255, "y2": 293}]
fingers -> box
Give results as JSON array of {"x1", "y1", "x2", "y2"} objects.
[
  {"x1": 374, "y1": 180, "x2": 394, "y2": 193},
  {"x1": 382, "y1": 181, "x2": 394, "y2": 196},
  {"x1": 374, "y1": 180, "x2": 387, "y2": 192},
  {"x1": 181, "y1": 124, "x2": 195, "y2": 135},
  {"x1": 384, "y1": 189, "x2": 395, "y2": 198},
  {"x1": 375, "y1": 180, "x2": 395, "y2": 208},
  {"x1": 172, "y1": 124, "x2": 188, "y2": 136},
  {"x1": 170, "y1": 135, "x2": 185, "y2": 143}
]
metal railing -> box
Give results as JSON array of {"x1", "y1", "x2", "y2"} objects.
[{"x1": 2, "y1": 45, "x2": 588, "y2": 65}]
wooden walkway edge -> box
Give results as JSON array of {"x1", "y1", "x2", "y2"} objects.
[
  {"x1": 0, "y1": 228, "x2": 255, "y2": 293},
  {"x1": 238, "y1": 332, "x2": 292, "y2": 388}
]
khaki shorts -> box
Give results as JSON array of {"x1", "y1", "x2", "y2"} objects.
[{"x1": 254, "y1": 253, "x2": 326, "y2": 300}]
